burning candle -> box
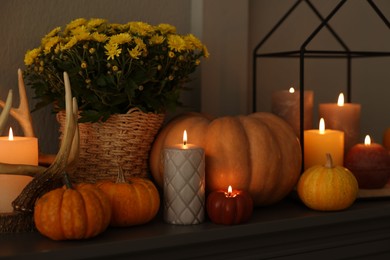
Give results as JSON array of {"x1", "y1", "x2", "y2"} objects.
[
  {"x1": 304, "y1": 118, "x2": 344, "y2": 170},
  {"x1": 0, "y1": 128, "x2": 38, "y2": 213},
  {"x1": 319, "y1": 92, "x2": 361, "y2": 153},
  {"x1": 163, "y1": 130, "x2": 205, "y2": 225},
  {"x1": 206, "y1": 185, "x2": 253, "y2": 225},
  {"x1": 345, "y1": 135, "x2": 390, "y2": 189},
  {"x1": 271, "y1": 87, "x2": 314, "y2": 139}
]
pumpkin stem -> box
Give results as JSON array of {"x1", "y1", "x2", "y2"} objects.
[
  {"x1": 116, "y1": 166, "x2": 126, "y2": 184},
  {"x1": 63, "y1": 172, "x2": 74, "y2": 189},
  {"x1": 324, "y1": 153, "x2": 334, "y2": 168}
]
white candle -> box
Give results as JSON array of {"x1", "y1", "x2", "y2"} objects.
[
  {"x1": 163, "y1": 130, "x2": 205, "y2": 225},
  {"x1": 319, "y1": 93, "x2": 361, "y2": 153},
  {"x1": 271, "y1": 87, "x2": 314, "y2": 139},
  {"x1": 0, "y1": 128, "x2": 38, "y2": 213}
]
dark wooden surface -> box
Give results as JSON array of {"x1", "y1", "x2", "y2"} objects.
[{"x1": 1, "y1": 196, "x2": 390, "y2": 260}]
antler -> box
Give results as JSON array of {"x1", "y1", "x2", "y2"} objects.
[
  {"x1": 0, "y1": 69, "x2": 35, "y2": 137},
  {"x1": 0, "y1": 69, "x2": 79, "y2": 176},
  {"x1": 12, "y1": 71, "x2": 79, "y2": 212},
  {"x1": 0, "y1": 89, "x2": 12, "y2": 135}
]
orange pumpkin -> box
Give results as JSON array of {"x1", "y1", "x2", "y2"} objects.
[
  {"x1": 297, "y1": 153, "x2": 359, "y2": 211},
  {"x1": 150, "y1": 112, "x2": 302, "y2": 206},
  {"x1": 97, "y1": 168, "x2": 160, "y2": 227},
  {"x1": 34, "y1": 176, "x2": 111, "y2": 240}
]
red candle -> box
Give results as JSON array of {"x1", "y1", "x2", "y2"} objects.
[
  {"x1": 206, "y1": 186, "x2": 253, "y2": 225},
  {"x1": 344, "y1": 135, "x2": 390, "y2": 189}
]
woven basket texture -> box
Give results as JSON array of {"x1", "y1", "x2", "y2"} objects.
[{"x1": 57, "y1": 108, "x2": 165, "y2": 183}]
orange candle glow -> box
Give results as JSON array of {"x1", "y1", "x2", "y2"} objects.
[
  {"x1": 304, "y1": 118, "x2": 344, "y2": 170},
  {"x1": 0, "y1": 128, "x2": 38, "y2": 213}
]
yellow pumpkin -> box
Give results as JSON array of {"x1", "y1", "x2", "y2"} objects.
[
  {"x1": 297, "y1": 153, "x2": 359, "y2": 211},
  {"x1": 150, "y1": 112, "x2": 302, "y2": 206}
]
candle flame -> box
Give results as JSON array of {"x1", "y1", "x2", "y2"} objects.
[
  {"x1": 364, "y1": 135, "x2": 371, "y2": 145},
  {"x1": 319, "y1": 118, "x2": 325, "y2": 134},
  {"x1": 228, "y1": 185, "x2": 232, "y2": 195},
  {"x1": 183, "y1": 130, "x2": 187, "y2": 147},
  {"x1": 8, "y1": 127, "x2": 14, "y2": 141},
  {"x1": 289, "y1": 87, "x2": 295, "y2": 93},
  {"x1": 337, "y1": 93, "x2": 344, "y2": 106}
]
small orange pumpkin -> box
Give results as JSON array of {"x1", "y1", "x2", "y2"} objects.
[
  {"x1": 34, "y1": 174, "x2": 111, "y2": 240},
  {"x1": 297, "y1": 153, "x2": 359, "y2": 211},
  {"x1": 96, "y1": 168, "x2": 160, "y2": 227}
]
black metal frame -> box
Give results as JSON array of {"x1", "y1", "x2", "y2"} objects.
[{"x1": 252, "y1": 0, "x2": 390, "y2": 162}]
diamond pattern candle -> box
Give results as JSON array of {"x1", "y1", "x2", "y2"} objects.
[{"x1": 163, "y1": 130, "x2": 205, "y2": 225}]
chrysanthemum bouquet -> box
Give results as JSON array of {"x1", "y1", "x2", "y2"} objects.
[{"x1": 24, "y1": 18, "x2": 209, "y2": 122}]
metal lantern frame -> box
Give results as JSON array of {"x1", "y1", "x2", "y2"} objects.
[{"x1": 252, "y1": 0, "x2": 390, "y2": 163}]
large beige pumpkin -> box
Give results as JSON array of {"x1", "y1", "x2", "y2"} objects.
[{"x1": 149, "y1": 112, "x2": 302, "y2": 206}]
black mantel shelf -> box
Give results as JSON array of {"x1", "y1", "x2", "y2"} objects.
[{"x1": 1, "y1": 197, "x2": 390, "y2": 260}]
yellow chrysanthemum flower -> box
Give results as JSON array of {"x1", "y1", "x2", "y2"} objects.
[
  {"x1": 71, "y1": 26, "x2": 90, "y2": 41},
  {"x1": 167, "y1": 35, "x2": 186, "y2": 52},
  {"x1": 104, "y1": 43, "x2": 121, "y2": 60},
  {"x1": 109, "y1": 33, "x2": 132, "y2": 45},
  {"x1": 128, "y1": 46, "x2": 142, "y2": 59},
  {"x1": 87, "y1": 18, "x2": 107, "y2": 28},
  {"x1": 65, "y1": 18, "x2": 87, "y2": 33},
  {"x1": 157, "y1": 23, "x2": 176, "y2": 34},
  {"x1": 41, "y1": 27, "x2": 61, "y2": 46},
  {"x1": 149, "y1": 35, "x2": 165, "y2": 45},
  {"x1": 91, "y1": 32, "x2": 108, "y2": 43},
  {"x1": 43, "y1": 36, "x2": 60, "y2": 54},
  {"x1": 128, "y1": 21, "x2": 154, "y2": 36},
  {"x1": 134, "y1": 37, "x2": 147, "y2": 52},
  {"x1": 61, "y1": 37, "x2": 78, "y2": 50},
  {"x1": 24, "y1": 47, "x2": 41, "y2": 65},
  {"x1": 184, "y1": 34, "x2": 203, "y2": 51}
]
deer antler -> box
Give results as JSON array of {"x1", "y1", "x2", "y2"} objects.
[
  {"x1": 0, "y1": 69, "x2": 79, "y2": 176},
  {"x1": 12, "y1": 71, "x2": 79, "y2": 212},
  {"x1": 0, "y1": 89, "x2": 12, "y2": 135},
  {"x1": 0, "y1": 69, "x2": 35, "y2": 137}
]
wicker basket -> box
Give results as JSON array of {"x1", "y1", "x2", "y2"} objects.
[{"x1": 56, "y1": 108, "x2": 165, "y2": 183}]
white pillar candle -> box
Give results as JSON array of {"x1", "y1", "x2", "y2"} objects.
[
  {"x1": 319, "y1": 93, "x2": 361, "y2": 154},
  {"x1": 271, "y1": 87, "x2": 314, "y2": 139},
  {"x1": 163, "y1": 130, "x2": 205, "y2": 225},
  {"x1": 0, "y1": 128, "x2": 38, "y2": 213}
]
